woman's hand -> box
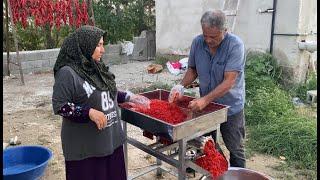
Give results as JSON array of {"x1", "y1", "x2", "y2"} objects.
[
  {"x1": 126, "y1": 90, "x2": 151, "y2": 109},
  {"x1": 129, "y1": 94, "x2": 151, "y2": 109},
  {"x1": 89, "y1": 108, "x2": 107, "y2": 130}
]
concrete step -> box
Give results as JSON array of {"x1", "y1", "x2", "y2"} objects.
[{"x1": 306, "y1": 90, "x2": 317, "y2": 104}]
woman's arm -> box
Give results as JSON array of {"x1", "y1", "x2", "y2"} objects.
[
  {"x1": 117, "y1": 91, "x2": 128, "y2": 103},
  {"x1": 57, "y1": 102, "x2": 91, "y2": 123}
]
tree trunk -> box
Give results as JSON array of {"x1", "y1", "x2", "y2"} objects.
[
  {"x1": 72, "y1": 0, "x2": 77, "y2": 29},
  {"x1": 87, "y1": 0, "x2": 95, "y2": 26},
  {"x1": 5, "y1": 0, "x2": 10, "y2": 75},
  {"x1": 7, "y1": 0, "x2": 25, "y2": 85}
]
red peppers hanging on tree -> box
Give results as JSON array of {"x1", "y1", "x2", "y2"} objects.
[{"x1": 9, "y1": 0, "x2": 89, "y2": 30}]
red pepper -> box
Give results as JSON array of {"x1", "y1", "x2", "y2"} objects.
[
  {"x1": 195, "y1": 140, "x2": 228, "y2": 179},
  {"x1": 125, "y1": 99, "x2": 187, "y2": 144},
  {"x1": 134, "y1": 99, "x2": 187, "y2": 125}
]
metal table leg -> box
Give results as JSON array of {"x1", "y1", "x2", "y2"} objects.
[
  {"x1": 123, "y1": 121, "x2": 128, "y2": 179},
  {"x1": 178, "y1": 138, "x2": 187, "y2": 180},
  {"x1": 156, "y1": 137, "x2": 162, "y2": 177},
  {"x1": 123, "y1": 122, "x2": 219, "y2": 180}
]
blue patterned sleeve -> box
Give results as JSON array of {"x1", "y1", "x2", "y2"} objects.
[
  {"x1": 57, "y1": 102, "x2": 91, "y2": 123},
  {"x1": 117, "y1": 91, "x2": 128, "y2": 103}
]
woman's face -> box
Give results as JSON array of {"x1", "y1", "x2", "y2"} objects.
[{"x1": 92, "y1": 37, "x2": 105, "y2": 62}]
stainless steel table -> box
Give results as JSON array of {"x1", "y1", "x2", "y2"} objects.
[{"x1": 120, "y1": 89, "x2": 229, "y2": 180}]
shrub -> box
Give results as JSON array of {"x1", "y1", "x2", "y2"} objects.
[{"x1": 287, "y1": 72, "x2": 317, "y2": 101}]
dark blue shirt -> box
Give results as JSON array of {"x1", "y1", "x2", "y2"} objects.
[{"x1": 188, "y1": 33, "x2": 245, "y2": 116}]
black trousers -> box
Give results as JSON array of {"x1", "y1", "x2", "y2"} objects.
[
  {"x1": 206, "y1": 109, "x2": 246, "y2": 168},
  {"x1": 65, "y1": 146, "x2": 127, "y2": 180}
]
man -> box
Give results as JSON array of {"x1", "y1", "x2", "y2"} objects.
[{"x1": 169, "y1": 10, "x2": 246, "y2": 167}]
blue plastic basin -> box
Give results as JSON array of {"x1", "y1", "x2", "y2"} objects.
[{"x1": 3, "y1": 145, "x2": 53, "y2": 180}]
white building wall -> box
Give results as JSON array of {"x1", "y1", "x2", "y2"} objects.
[
  {"x1": 273, "y1": 0, "x2": 317, "y2": 84},
  {"x1": 156, "y1": 0, "x2": 274, "y2": 54},
  {"x1": 156, "y1": 0, "x2": 317, "y2": 84},
  {"x1": 233, "y1": 0, "x2": 273, "y2": 51},
  {"x1": 155, "y1": 0, "x2": 224, "y2": 55}
]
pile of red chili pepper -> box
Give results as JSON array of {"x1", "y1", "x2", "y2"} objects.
[
  {"x1": 195, "y1": 140, "x2": 228, "y2": 179},
  {"x1": 134, "y1": 99, "x2": 187, "y2": 124}
]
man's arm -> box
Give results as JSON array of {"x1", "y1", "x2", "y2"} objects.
[
  {"x1": 204, "y1": 71, "x2": 238, "y2": 100},
  {"x1": 188, "y1": 71, "x2": 238, "y2": 111},
  {"x1": 180, "y1": 67, "x2": 198, "y2": 87}
]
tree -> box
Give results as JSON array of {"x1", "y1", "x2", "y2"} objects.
[
  {"x1": 8, "y1": 0, "x2": 90, "y2": 49},
  {"x1": 93, "y1": 0, "x2": 155, "y2": 44},
  {"x1": 3, "y1": 0, "x2": 156, "y2": 51}
]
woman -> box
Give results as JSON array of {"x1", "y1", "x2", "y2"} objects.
[{"x1": 52, "y1": 25, "x2": 149, "y2": 180}]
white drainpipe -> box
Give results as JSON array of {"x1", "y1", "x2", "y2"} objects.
[{"x1": 298, "y1": 41, "x2": 317, "y2": 53}]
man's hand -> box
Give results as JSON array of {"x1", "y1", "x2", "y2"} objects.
[
  {"x1": 188, "y1": 97, "x2": 210, "y2": 111},
  {"x1": 168, "y1": 84, "x2": 185, "y2": 103},
  {"x1": 89, "y1": 108, "x2": 107, "y2": 130}
]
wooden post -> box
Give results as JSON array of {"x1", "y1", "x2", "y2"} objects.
[
  {"x1": 72, "y1": 0, "x2": 76, "y2": 28},
  {"x1": 88, "y1": 0, "x2": 95, "y2": 26},
  {"x1": 7, "y1": 0, "x2": 25, "y2": 85},
  {"x1": 4, "y1": 0, "x2": 10, "y2": 76}
]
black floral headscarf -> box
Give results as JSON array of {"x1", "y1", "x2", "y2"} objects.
[{"x1": 53, "y1": 25, "x2": 117, "y2": 99}]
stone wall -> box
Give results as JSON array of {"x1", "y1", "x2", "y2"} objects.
[
  {"x1": 3, "y1": 48, "x2": 60, "y2": 75},
  {"x1": 3, "y1": 44, "x2": 130, "y2": 76}
]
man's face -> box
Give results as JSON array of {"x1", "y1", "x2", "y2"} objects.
[{"x1": 202, "y1": 25, "x2": 226, "y2": 49}]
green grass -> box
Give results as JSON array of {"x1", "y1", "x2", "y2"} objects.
[
  {"x1": 244, "y1": 52, "x2": 317, "y2": 177},
  {"x1": 247, "y1": 116, "x2": 316, "y2": 168}
]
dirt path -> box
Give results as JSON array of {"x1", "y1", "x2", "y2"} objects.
[{"x1": 3, "y1": 61, "x2": 309, "y2": 180}]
